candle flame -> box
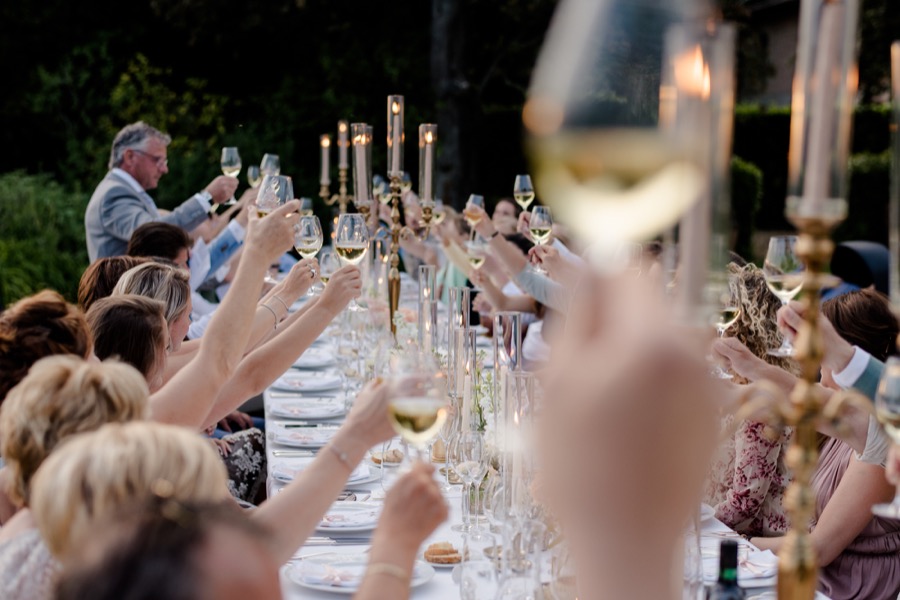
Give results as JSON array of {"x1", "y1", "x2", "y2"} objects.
[
  {"x1": 702, "y1": 64, "x2": 711, "y2": 100},
  {"x1": 338, "y1": 121, "x2": 348, "y2": 132},
  {"x1": 321, "y1": 136, "x2": 331, "y2": 148},
  {"x1": 513, "y1": 410, "x2": 520, "y2": 426},
  {"x1": 354, "y1": 134, "x2": 368, "y2": 146},
  {"x1": 674, "y1": 45, "x2": 708, "y2": 98},
  {"x1": 424, "y1": 131, "x2": 434, "y2": 144},
  {"x1": 392, "y1": 101, "x2": 400, "y2": 115}
]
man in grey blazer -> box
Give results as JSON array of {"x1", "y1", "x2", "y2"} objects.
[{"x1": 85, "y1": 121, "x2": 238, "y2": 262}]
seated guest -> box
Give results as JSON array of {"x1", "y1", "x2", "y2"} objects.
[
  {"x1": 492, "y1": 197, "x2": 520, "y2": 235},
  {"x1": 77, "y1": 256, "x2": 151, "y2": 311},
  {"x1": 0, "y1": 356, "x2": 148, "y2": 600},
  {"x1": 32, "y1": 380, "x2": 429, "y2": 583},
  {"x1": 705, "y1": 263, "x2": 798, "y2": 536},
  {"x1": 50, "y1": 463, "x2": 445, "y2": 600}
]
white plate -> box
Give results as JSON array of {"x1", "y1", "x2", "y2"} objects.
[
  {"x1": 269, "y1": 398, "x2": 345, "y2": 420},
  {"x1": 271, "y1": 372, "x2": 342, "y2": 393},
  {"x1": 271, "y1": 426, "x2": 340, "y2": 448},
  {"x1": 316, "y1": 502, "x2": 383, "y2": 533},
  {"x1": 272, "y1": 458, "x2": 374, "y2": 486},
  {"x1": 285, "y1": 554, "x2": 434, "y2": 594},
  {"x1": 421, "y1": 551, "x2": 460, "y2": 570},
  {"x1": 292, "y1": 348, "x2": 337, "y2": 369}
]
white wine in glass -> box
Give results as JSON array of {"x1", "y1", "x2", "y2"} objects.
[
  {"x1": 247, "y1": 165, "x2": 262, "y2": 188},
  {"x1": 219, "y1": 147, "x2": 241, "y2": 207},
  {"x1": 294, "y1": 216, "x2": 323, "y2": 259},
  {"x1": 466, "y1": 240, "x2": 487, "y2": 271},
  {"x1": 763, "y1": 235, "x2": 804, "y2": 357},
  {"x1": 463, "y1": 194, "x2": 485, "y2": 227},
  {"x1": 389, "y1": 398, "x2": 448, "y2": 447},
  {"x1": 256, "y1": 174, "x2": 293, "y2": 283},
  {"x1": 433, "y1": 199, "x2": 447, "y2": 225},
  {"x1": 260, "y1": 153, "x2": 280, "y2": 176},
  {"x1": 318, "y1": 249, "x2": 338, "y2": 286},
  {"x1": 513, "y1": 174, "x2": 536, "y2": 210},
  {"x1": 335, "y1": 213, "x2": 369, "y2": 311},
  {"x1": 873, "y1": 357, "x2": 900, "y2": 519},
  {"x1": 529, "y1": 206, "x2": 553, "y2": 274}
]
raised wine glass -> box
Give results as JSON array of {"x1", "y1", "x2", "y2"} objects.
[
  {"x1": 387, "y1": 352, "x2": 448, "y2": 468},
  {"x1": 256, "y1": 174, "x2": 293, "y2": 284},
  {"x1": 220, "y1": 147, "x2": 241, "y2": 206},
  {"x1": 334, "y1": 213, "x2": 369, "y2": 312},
  {"x1": 433, "y1": 198, "x2": 447, "y2": 225},
  {"x1": 260, "y1": 153, "x2": 280, "y2": 177},
  {"x1": 873, "y1": 357, "x2": 900, "y2": 519},
  {"x1": 528, "y1": 206, "x2": 553, "y2": 274},
  {"x1": 763, "y1": 235, "x2": 804, "y2": 357},
  {"x1": 466, "y1": 238, "x2": 488, "y2": 273},
  {"x1": 525, "y1": 0, "x2": 710, "y2": 268},
  {"x1": 317, "y1": 248, "x2": 338, "y2": 296},
  {"x1": 464, "y1": 194, "x2": 486, "y2": 238},
  {"x1": 299, "y1": 197, "x2": 314, "y2": 217},
  {"x1": 294, "y1": 216, "x2": 323, "y2": 297},
  {"x1": 710, "y1": 299, "x2": 741, "y2": 379},
  {"x1": 513, "y1": 174, "x2": 535, "y2": 211},
  {"x1": 246, "y1": 165, "x2": 262, "y2": 189}
]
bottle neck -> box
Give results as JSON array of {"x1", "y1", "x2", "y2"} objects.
[{"x1": 719, "y1": 565, "x2": 738, "y2": 585}]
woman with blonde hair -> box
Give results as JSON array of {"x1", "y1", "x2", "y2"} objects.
[
  {"x1": 0, "y1": 356, "x2": 148, "y2": 600},
  {"x1": 705, "y1": 262, "x2": 798, "y2": 536},
  {"x1": 113, "y1": 262, "x2": 192, "y2": 352}
]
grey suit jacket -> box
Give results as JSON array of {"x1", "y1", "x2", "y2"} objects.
[{"x1": 85, "y1": 171, "x2": 209, "y2": 262}]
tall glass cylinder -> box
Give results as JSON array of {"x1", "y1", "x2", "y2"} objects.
[
  {"x1": 418, "y1": 124, "x2": 438, "y2": 206},
  {"x1": 785, "y1": 0, "x2": 860, "y2": 228},
  {"x1": 351, "y1": 123, "x2": 373, "y2": 208},
  {"x1": 460, "y1": 328, "x2": 479, "y2": 432},
  {"x1": 492, "y1": 311, "x2": 523, "y2": 434},
  {"x1": 497, "y1": 518, "x2": 545, "y2": 599},
  {"x1": 387, "y1": 95, "x2": 405, "y2": 178},
  {"x1": 447, "y1": 287, "x2": 471, "y2": 337},
  {"x1": 418, "y1": 265, "x2": 437, "y2": 352}
]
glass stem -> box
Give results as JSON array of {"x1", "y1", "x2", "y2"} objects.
[{"x1": 461, "y1": 483, "x2": 471, "y2": 528}]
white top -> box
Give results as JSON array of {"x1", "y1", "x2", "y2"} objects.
[{"x1": 829, "y1": 347, "x2": 889, "y2": 466}]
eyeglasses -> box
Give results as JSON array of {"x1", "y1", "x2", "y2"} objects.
[{"x1": 133, "y1": 149, "x2": 169, "y2": 168}]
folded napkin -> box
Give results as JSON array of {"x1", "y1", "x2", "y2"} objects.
[
  {"x1": 296, "y1": 563, "x2": 367, "y2": 587},
  {"x1": 319, "y1": 506, "x2": 381, "y2": 529}
]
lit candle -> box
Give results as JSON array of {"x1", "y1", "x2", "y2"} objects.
[
  {"x1": 319, "y1": 135, "x2": 331, "y2": 186},
  {"x1": 338, "y1": 121, "x2": 349, "y2": 169},
  {"x1": 390, "y1": 101, "x2": 402, "y2": 177},
  {"x1": 423, "y1": 130, "x2": 434, "y2": 203},
  {"x1": 354, "y1": 132, "x2": 368, "y2": 202},
  {"x1": 423, "y1": 304, "x2": 433, "y2": 355}
]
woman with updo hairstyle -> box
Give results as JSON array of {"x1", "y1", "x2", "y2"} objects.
[
  {"x1": 77, "y1": 255, "x2": 151, "y2": 312},
  {"x1": 0, "y1": 356, "x2": 148, "y2": 600},
  {"x1": 0, "y1": 290, "x2": 92, "y2": 404},
  {"x1": 113, "y1": 262, "x2": 192, "y2": 353}
]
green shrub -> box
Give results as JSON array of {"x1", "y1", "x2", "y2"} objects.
[
  {"x1": 834, "y1": 151, "x2": 891, "y2": 244},
  {"x1": 0, "y1": 171, "x2": 88, "y2": 305},
  {"x1": 730, "y1": 156, "x2": 763, "y2": 261}
]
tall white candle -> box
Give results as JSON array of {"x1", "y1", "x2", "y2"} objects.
[
  {"x1": 391, "y1": 111, "x2": 402, "y2": 177},
  {"x1": 801, "y1": 2, "x2": 841, "y2": 216},
  {"x1": 320, "y1": 136, "x2": 331, "y2": 186},
  {"x1": 423, "y1": 135, "x2": 434, "y2": 202},
  {"x1": 355, "y1": 137, "x2": 367, "y2": 202},
  {"x1": 424, "y1": 306, "x2": 433, "y2": 355},
  {"x1": 338, "y1": 121, "x2": 349, "y2": 169}
]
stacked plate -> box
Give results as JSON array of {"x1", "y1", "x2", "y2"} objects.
[
  {"x1": 285, "y1": 553, "x2": 434, "y2": 595},
  {"x1": 271, "y1": 457, "x2": 374, "y2": 486},
  {"x1": 270, "y1": 372, "x2": 342, "y2": 394},
  {"x1": 269, "y1": 397, "x2": 345, "y2": 420},
  {"x1": 270, "y1": 425, "x2": 340, "y2": 448}
]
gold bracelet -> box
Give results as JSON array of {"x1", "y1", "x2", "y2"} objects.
[
  {"x1": 270, "y1": 295, "x2": 289, "y2": 312},
  {"x1": 366, "y1": 562, "x2": 409, "y2": 582},
  {"x1": 260, "y1": 303, "x2": 278, "y2": 329}
]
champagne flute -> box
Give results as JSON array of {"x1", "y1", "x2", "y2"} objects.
[
  {"x1": 294, "y1": 216, "x2": 323, "y2": 297},
  {"x1": 450, "y1": 430, "x2": 489, "y2": 533},
  {"x1": 220, "y1": 147, "x2": 241, "y2": 206},
  {"x1": 260, "y1": 153, "x2": 280, "y2": 177},
  {"x1": 256, "y1": 174, "x2": 293, "y2": 284},
  {"x1": 513, "y1": 174, "x2": 536, "y2": 211},
  {"x1": 246, "y1": 165, "x2": 262, "y2": 189},
  {"x1": 299, "y1": 197, "x2": 314, "y2": 217},
  {"x1": 334, "y1": 213, "x2": 369, "y2": 312},
  {"x1": 387, "y1": 353, "x2": 448, "y2": 466},
  {"x1": 874, "y1": 357, "x2": 900, "y2": 518},
  {"x1": 763, "y1": 235, "x2": 804, "y2": 357},
  {"x1": 529, "y1": 206, "x2": 553, "y2": 274}
]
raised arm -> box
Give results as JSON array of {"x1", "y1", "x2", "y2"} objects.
[
  {"x1": 148, "y1": 201, "x2": 300, "y2": 427},
  {"x1": 201, "y1": 265, "x2": 361, "y2": 428},
  {"x1": 469, "y1": 205, "x2": 529, "y2": 276},
  {"x1": 251, "y1": 380, "x2": 396, "y2": 562}
]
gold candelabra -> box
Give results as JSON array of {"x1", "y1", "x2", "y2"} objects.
[
  {"x1": 320, "y1": 166, "x2": 351, "y2": 214},
  {"x1": 388, "y1": 175, "x2": 402, "y2": 335}
]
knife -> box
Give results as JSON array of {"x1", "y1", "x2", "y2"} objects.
[{"x1": 271, "y1": 450, "x2": 316, "y2": 457}]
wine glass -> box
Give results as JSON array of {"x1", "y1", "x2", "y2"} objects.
[
  {"x1": 260, "y1": 153, "x2": 280, "y2": 176},
  {"x1": 464, "y1": 194, "x2": 486, "y2": 235},
  {"x1": 529, "y1": 206, "x2": 553, "y2": 274},
  {"x1": 435, "y1": 396, "x2": 460, "y2": 493},
  {"x1": 294, "y1": 216, "x2": 323, "y2": 297},
  {"x1": 763, "y1": 235, "x2": 804, "y2": 357},
  {"x1": 710, "y1": 300, "x2": 741, "y2": 379},
  {"x1": 461, "y1": 530, "x2": 499, "y2": 600},
  {"x1": 299, "y1": 197, "x2": 314, "y2": 217},
  {"x1": 450, "y1": 430, "x2": 489, "y2": 533},
  {"x1": 246, "y1": 165, "x2": 262, "y2": 189},
  {"x1": 466, "y1": 238, "x2": 488, "y2": 273},
  {"x1": 318, "y1": 249, "x2": 339, "y2": 287},
  {"x1": 256, "y1": 174, "x2": 293, "y2": 284},
  {"x1": 334, "y1": 213, "x2": 369, "y2": 312},
  {"x1": 220, "y1": 147, "x2": 241, "y2": 206},
  {"x1": 513, "y1": 174, "x2": 535, "y2": 211},
  {"x1": 873, "y1": 357, "x2": 900, "y2": 519},
  {"x1": 387, "y1": 353, "x2": 448, "y2": 466},
  {"x1": 525, "y1": 0, "x2": 710, "y2": 268},
  {"x1": 433, "y1": 198, "x2": 446, "y2": 225}
]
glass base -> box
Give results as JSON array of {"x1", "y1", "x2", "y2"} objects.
[
  {"x1": 766, "y1": 347, "x2": 795, "y2": 358},
  {"x1": 872, "y1": 502, "x2": 900, "y2": 520},
  {"x1": 451, "y1": 523, "x2": 485, "y2": 533}
]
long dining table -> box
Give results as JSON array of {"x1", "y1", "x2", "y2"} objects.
[{"x1": 264, "y1": 284, "x2": 830, "y2": 600}]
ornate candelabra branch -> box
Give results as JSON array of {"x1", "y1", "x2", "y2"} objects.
[
  {"x1": 320, "y1": 167, "x2": 351, "y2": 214},
  {"x1": 388, "y1": 174, "x2": 402, "y2": 335}
]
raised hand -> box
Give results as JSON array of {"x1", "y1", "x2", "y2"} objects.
[
  {"x1": 205, "y1": 175, "x2": 240, "y2": 204},
  {"x1": 319, "y1": 265, "x2": 363, "y2": 313},
  {"x1": 245, "y1": 200, "x2": 300, "y2": 264}
]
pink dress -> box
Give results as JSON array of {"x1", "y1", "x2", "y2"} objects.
[
  {"x1": 812, "y1": 438, "x2": 900, "y2": 600},
  {"x1": 705, "y1": 418, "x2": 791, "y2": 536}
]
